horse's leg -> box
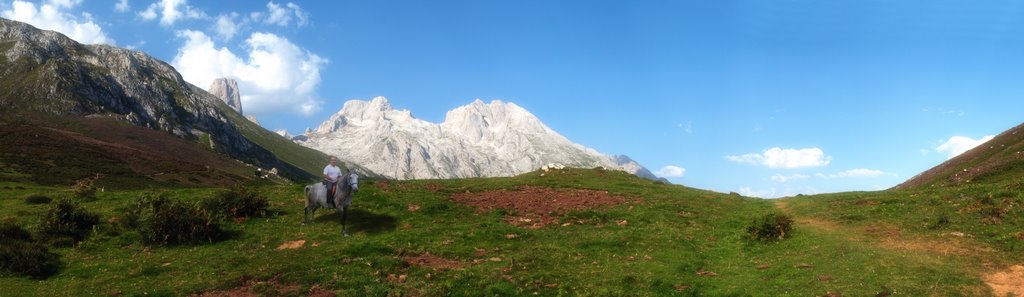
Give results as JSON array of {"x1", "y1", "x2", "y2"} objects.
[
  {"x1": 303, "y1": 206, "x2": 308, "y2": 224},
  {"x1": 339, "y1": 205, "x2": 349, "y2": 237}
]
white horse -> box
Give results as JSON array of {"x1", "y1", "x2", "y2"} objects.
[{"x1": 304, "y1": 171, "x2": 359, "y2": 236}]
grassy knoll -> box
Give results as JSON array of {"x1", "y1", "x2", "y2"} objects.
[{"x1": 0, "y1": 169, "x2": 1021, "y2": 296}]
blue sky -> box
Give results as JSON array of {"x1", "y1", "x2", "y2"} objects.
[{"x1": 4, "y1": 0, "x2": 1024, "y2": 197}]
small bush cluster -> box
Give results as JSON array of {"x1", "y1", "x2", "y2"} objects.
[
  {"x1": 747, "y1": 212, "x2": 794, "y2": 241},
  {"x1": 23, "y1": 194, "x2": 52, "y2": 204},
  {"x1": 71, "y1": 174, "x2": 102, "y2": 200},
  {"x1": 37, "y1": 198, "x2": 100, "y2": 246},
  {"x1": 202, "y1": 186, "x2": 269, "y2": 219},
  {"x1": 975, "y1": 196, "x2": 1008, "y2": 225},
  {"x1": 122, "y1": 193, "x2": 224, "y2": 246},
  {"x1": 0, "y1": 222, "x2": 61, "y2": 279}
]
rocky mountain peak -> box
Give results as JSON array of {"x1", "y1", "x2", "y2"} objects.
[
  {"x1": 208, "y1": 78, "x2": 242, "y2": 114},
  {"x1": 300, "y1": 97, "x2": 661, "y2": 181}
]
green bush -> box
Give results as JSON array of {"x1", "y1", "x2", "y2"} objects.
[
  {"x1": 747, "y1": 212, "x2": 794, "y2": 241},
  {"x1": 202, "y1": 186, "x2": 269, "y2": 219},
  {"x1": 0, "y1": 222, "x2": 61, "y2": 279},
  {"x1": 37, "y1": 198, "x2": 100, "y2": 246},
  {"x1": 123, "y1": 193, "x2": 225, "y2": 246},
  {"x1": 23, "y1": 194, "x2": 52, "y2": 205}
]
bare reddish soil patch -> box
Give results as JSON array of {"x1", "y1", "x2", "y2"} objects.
[
  {"x1": 452, "y1": 186, "x2": 632, "y2": 228},
  {"x1": 402, "y1": 253, "x2": 466, "y2": 270},
  {"x1": 191, "y1": 276, "x2": 334, "y2": 297}
]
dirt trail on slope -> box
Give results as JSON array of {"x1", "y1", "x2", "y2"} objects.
[{"x1": 774, "y1": 200, "x2": 1023, "y2": 296}]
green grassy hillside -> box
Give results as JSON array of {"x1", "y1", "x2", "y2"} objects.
[
  {"x1": 0, "y1": 114, "x2": 257, "y2": 189},
  {"x1": 1, "y1": 168, "x2": 1020, "y2": 296},
  {"x1": 896, "y1": 121, "x2": 1024, "y2": 189}
]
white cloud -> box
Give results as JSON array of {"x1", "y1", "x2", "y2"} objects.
[
  {"x1": 738, "y1": 186, "x2": 819, "y2": 199},
  {"x1": 936, "y1": 135, "x2": 995, "y2": 160},
  {"x1": 261, "y1": 1, "x2": 308, "y2": 27},
  {"x1": 2, "y1": 0, "x2": 114, "y2": 44},
  {"x1": 114, "y1": 0, "x2": 129, "y2": 13},
  {"x1": 139, "y1": 0, "x2": 206, "y2": 26},
  {"x1": 816, "y1": 169, "x2": 886, "y2": 179},
  {"x1": 655, "y1": 166, "x2": 685, "y2": 178},
  {"x1": 172, "y1": 30, "x2": 327, "y2": 116},
  {"x1": 771, "y1": 173, "x2": 809, "y2": 183},
  {"x1": 726, "y1": 147, "x2": 831, "y2": 169},
  {"x1": 213, "y1": 13, "x2": 240, "y2": 40}
]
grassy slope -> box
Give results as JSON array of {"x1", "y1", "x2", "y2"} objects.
[
  {"x1": 0, "y1": 115, "x2": 256, "y2": 189},
  {"x1": 897, "y1": 121, "x2": 1024, "y2": 189},
  {"x1": 0, "y1": 169, "x2": 1020, "y2": 296},
  {"x1": 208, "y1": 92, "x2": 334, "y2": 180}
]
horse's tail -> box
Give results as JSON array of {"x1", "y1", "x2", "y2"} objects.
[{"x1": 303, "y1": 185, "x2": 312, "y2": 207}]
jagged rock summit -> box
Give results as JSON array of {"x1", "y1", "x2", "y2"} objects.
[
  {"x1": 300, "y1": 96, "x2": 665, "y2": 181},
  {"x1": 208, "y1": 78, "x2": 242, "y2": 114}
]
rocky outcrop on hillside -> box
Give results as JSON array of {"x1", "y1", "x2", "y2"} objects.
[
  {"x1": 208, "y1": 78, "x2": 242, "y2": 114},
  {"x1": 299, "y1": 96, "x2": 666, "y2": 181},
  {"x1": 0, "y1": 18, "x2": 315, "y2": 181}
]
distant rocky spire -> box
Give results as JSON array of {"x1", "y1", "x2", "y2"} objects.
[{"x1": 208, "y1": 78, "x2": 242, "y2": 114}]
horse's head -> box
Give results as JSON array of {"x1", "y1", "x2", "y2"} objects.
[{"x1": 345, "y1": 171, "x2": 359, "y2": 194}]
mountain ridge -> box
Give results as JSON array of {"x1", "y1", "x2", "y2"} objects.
[
  {"x1": 0, "y1": 18, "x2": 327, "y2": 183},
  {"x1": 299, "y1": 96, "x2": 666, "y2": 181}
]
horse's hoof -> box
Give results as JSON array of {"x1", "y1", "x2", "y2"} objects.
[{"x1": 343, "y1": 232, "x2": 349, "y2": 238}]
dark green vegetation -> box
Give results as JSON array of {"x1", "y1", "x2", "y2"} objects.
[
  {"x1": 0, "y1": 222, "x2": 61, "y2": 279},
  {"x1": 746, "y1": 213, "x2": 794, "y2": 241},
  {"x1": 1, "y1": 168, "x2": 1020, "y2": 296}
]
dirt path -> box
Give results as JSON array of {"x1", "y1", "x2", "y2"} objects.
[{"x1": 773, "y1": 200, "x2": 1023, "y2": 296}]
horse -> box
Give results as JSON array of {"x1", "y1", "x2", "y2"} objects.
[{"x1": 304, "y1": 171, "x2": 359, "y2": 236}]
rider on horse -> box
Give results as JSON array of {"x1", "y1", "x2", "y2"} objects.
[{"x1": 323, "y1": 156, "x2": 342, "y2": 208}]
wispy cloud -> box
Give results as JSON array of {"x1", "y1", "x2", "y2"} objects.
[
  {"x1": 2, "y1": 0, "x2": 114, "y2": 44},
  {"x1": 139, "y1": 0, "x2": 206, "y2": 26},
  {"x1": 114, "y1": 0, "x2": 129, "y2": 13},
  {"x1": 771, "y1": 173, "x2": 809, "y2": 183},
  {"x1": 213, "y1": 12, "x2": 241, "y2": 40},
  {"x1": 655, "y1": 166, "x2": 685, "y2": 178},
  {"x1": 936, "y1": 135, "x2": 994, "y2": 159},
  {"x1": 678, "y1": 122, "x2": 692, "y2": 134},
  {"x1": 815, "y1": 169, "x2": 887, "y2": 179},
  {"x1": 726, "y1": 147, "x2": 831, "y2": 169},
  {"x1": 250, "y1": 1, "x2": 308, "y2": 27}
]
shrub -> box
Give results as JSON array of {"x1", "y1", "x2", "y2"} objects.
[
  {"x1": 71, "y1": 174, "x2": 102, "y2": 200},
  {"x1": 927, "y1": 214, "x2": 951, "y2": 229},
  {"x1": 24, "y1": 194, "x2": 52, "y2": 205},
  {"x1": 0, "y1": 222, "x2": 61, "y2": 279},
  {"x1": 202, "y1": 186, "x2": 269, "y2": 219},
  {"x1": 747, "y1": 213, "x2": 794, "y2": 241},
  {"x1": 37, "y1": 198, "x2": 100, "y2": 246},
  {"x1": 0, "y1": 222, "x2": 32, "y2": 242},
  {"x1": 123, "y1": 193, "x2": 225, "y2": 246}
]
